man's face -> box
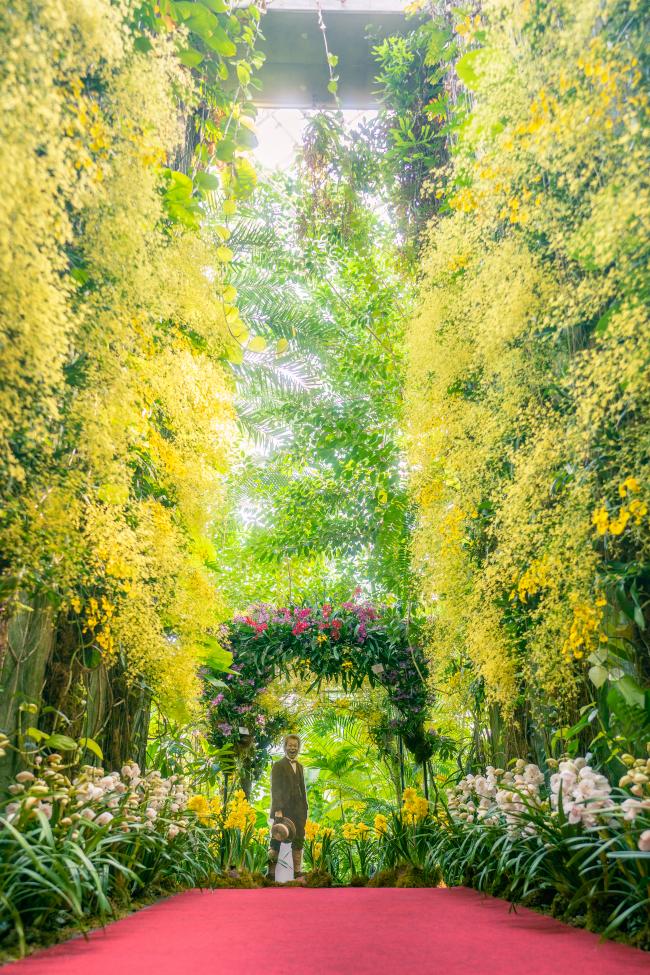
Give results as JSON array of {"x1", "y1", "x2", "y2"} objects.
[{"x1": 285, "y1": 737, "x2": 300, "y2": 760}]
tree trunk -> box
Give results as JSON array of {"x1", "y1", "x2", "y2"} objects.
[
  {"x1": 0, "y1": 598, "x2": 55, "y2": 790},
  {"x1": 41, "y1": 622, "x2": 152, "y2": 773}
]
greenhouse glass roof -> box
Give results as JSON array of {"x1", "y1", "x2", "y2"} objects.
[{"x1": 256, "y1": 0, "x2": 409, "y2": 108}]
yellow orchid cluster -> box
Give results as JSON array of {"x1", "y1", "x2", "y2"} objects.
[
  {"x1": 455, "y1": 14, "x2": 481, "y2": 40},
  {"x1": 304, "y1": 819, "x2": 320, "y2": 842},
  {"x1": 187, "y1": 794, "x2": 222, "y2": 826},
  {"x1": 0, "y1": 0, "x2": 261, "y2": 730},
  {"x1": 341, "y1": 821, "x2": 371, "y2": 842},
  {"x1": 373, "y1": 813, "x2": 389, "y2": 835},
  {"x1": 562, "y1": 595, "x2": 606, "y2": 661},
  {"x1": 406, "y1": 0, "x2": 650, "y2": 727},
  {"x1": 223, "y1": 789, "x2": 256, "y2": 831},
  {"x1": 509, "y1": 559, "x2": 551, "y2": 605},
  {"x1": 592, "y1": 479, "x2": 647, "y2": 537},
  {"x1": 74, "y1": 595, "x2": 117, "y2": 656},
  {"x1": 304, "y1": 820, "x2": 334, "y2": 864},
  {"x1": 401, "y1": 788, "x2": 429, "y2": 824},
  {"x1": 64, "y1": 77, "x2": 111, "y2": 183},
  {"x1": 341, "y1": 822, "x2": 358, "y2": 841}
]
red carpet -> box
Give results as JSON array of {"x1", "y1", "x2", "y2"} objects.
[{"x1": 5, "y1": 887, "x2": 649, "y2": 975}]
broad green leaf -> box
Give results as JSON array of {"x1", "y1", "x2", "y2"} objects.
[
  {"x1": 204, "y1": 27, "x2": 237, "y2": 57},
  {"x1": 229, "y1": 319, "x2": 247, "y2": 338},
  {"x1": 456, "y1": 49, "x2": 484, "y2": 89},
  {"x1": 235, "y1": 125, "x2": 258, "y2": 150},
  {"x1": 82, "y1": 645, "x2": 102, "y2": 669},
  {"x1": 134, "y1": 35, "x2": 153, "y2": 53},
  {"x1": 276, "y1": 338, "x2": 289, "y2": 354},
  {"x1": 178, "y1": 47, "x2": 204, "y2": 68},
  {"x1": 174, "y1": 0, "x2": 199, "y2": 14},
  {"x1": 222, "y1": 284, "x2": 237, "y2": 303},
  {"x1": 232, "y1": 157, "x2": 257, "y2": 196},
  {"x1": 78, "y1": 737, "x2": 104, "y2": 760},
  {"x1": 194, "y1": 171, "x2": 220, "y2": 191},
  {"x1": 204, "y1": 675, "x2": 229, "y2": 688},
  {"x1": 223, "y1": 198, "x2": 237, "y2": 216},
  {"x1": 588, "y1": 665, "x2": 609, "y2": 689},
  {"x1": 166, "y1": 202, "x2": 200, "y2": 228},
  {"x1": 615, "y1": 675, "x2": 645, "y2": 708},
  {"x1": 24, "y1": 727, "x2": 48, "y2": 742},
  {"x1": 215, "y1": 138, "x2": 236, "y2": 162},
  {"x1": 216, "y1": 245, "x2": 234, "y2": 262},
  {"x1": 226, "y1": 343, "x2": 244, "y2": 365},
  {"x1": 165, "y1": 169, "x2": 193, "y2": 193},
  {"x1": 70, "y1": 267, "x2": 89, "y2": 285},
  {"x1": 45, "y1": 733, "x2": 79, "y2": 752},
  {"x1": 247, "y1": 335, "x2": 267, "y2": 352},
  {"x1": 236, "y1": 62, "x2": 251, "y2": 86},
  {"x1": 595, "y1": 301, "x2": 619, "y2": 335},
  {"x1": 198, "y1": 637, "x2": 233, "y2": 672},
  {"x1": 175, "y1": 2, "x2": 219, "y2": 35}
]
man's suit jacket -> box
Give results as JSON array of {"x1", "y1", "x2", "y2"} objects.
[{"x1": 270, "y1": 756, "x2": 308, "y2": 825}]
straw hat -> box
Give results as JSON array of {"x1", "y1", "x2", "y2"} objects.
[{"x1": 271, "y1": 816, "x2": 296, "y2": 842}]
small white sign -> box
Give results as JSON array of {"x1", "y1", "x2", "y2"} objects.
[
  {"x1": 238, "y1": 726, "x2": 250, "y2": 736},
  {"x1": 371, "y1": 663, "x2": 384, "y2": 675}
]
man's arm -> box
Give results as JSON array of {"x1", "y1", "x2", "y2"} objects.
[
  {"x1": 269, "y1": 762, "x2": 284, "y2": 819},
  {"x1": 298, "y1": 762, "x2": 308, "y2": 814}
]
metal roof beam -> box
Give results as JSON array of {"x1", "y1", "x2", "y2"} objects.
[{"x1": 255, "y1": 2, "x2": 408, "y2": 109}]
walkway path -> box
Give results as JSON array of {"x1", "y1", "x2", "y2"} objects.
[{"x1": 6, "y1": 887, "x2": 649, "y2": 975}]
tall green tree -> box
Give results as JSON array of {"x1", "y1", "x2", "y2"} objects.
[{"x1": 210, "y1": 114, "x2": 415, "y2": 602}]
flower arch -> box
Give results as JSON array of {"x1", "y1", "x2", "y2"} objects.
[{"x1": 201, "y1": 597, "x2": 440, "y2": 788}]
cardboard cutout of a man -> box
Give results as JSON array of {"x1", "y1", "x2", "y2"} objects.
[{"x1": 268, "y1": 734, "x2": 308, "y2": 881}]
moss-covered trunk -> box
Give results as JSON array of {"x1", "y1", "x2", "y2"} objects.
[{"x1": 0, "y1": 598, "x2": 55, "y2": 789}]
